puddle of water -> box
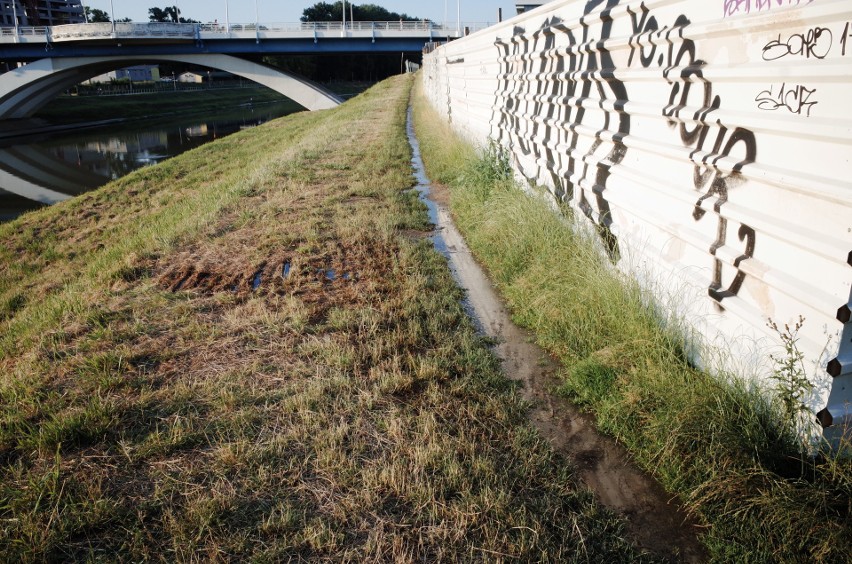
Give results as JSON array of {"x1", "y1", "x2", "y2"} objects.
[
  {"x1": 405, "y1": 113, "x2": 482, "y2": 333},
  {"x1": 405, "y1": 106, "x2": 706, "y2": 562},
  {"x1": 252, "y1": 270, "x2": 263, "y2": 290},
  {"x1": 282, "y1": 261, "x2": 291, "y2": 278}
]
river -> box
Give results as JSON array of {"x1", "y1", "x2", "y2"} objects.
[{"x1": 0, "y1": 99, "x2": 301, "y2": 222}]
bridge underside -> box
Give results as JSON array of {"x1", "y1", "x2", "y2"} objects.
[{"x1": 0, "y1": 54, "x2": 344, "y2": 119}]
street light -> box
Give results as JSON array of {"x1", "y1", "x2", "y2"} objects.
[
  {"x1": 342, "y1": 0, "x2": 346, "y2": 31},
  {"x1": 456, "y1": 0, "x2": 460, "y2": 36},
  {"x1": 109, "y1": 0, "x2": 115, "y2": 33},
  {"x1": 224, "y1": 0, "x2": 229, "y2": 33},
  {"x1": 12, "y1": 0, "x2": 18, "y2": 38},
  {"x1": 444, "y1": 0, "x2": 447, "y2": 30}
]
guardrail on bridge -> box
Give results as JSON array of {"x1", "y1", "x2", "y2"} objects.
[{"x1": 0, "y1": 21, "x2": 493, "y2": 44}]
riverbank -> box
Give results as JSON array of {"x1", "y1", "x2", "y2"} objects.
[
  {"x1": 411, "y1": 79, "x2": 851, "y2": 562},
  {"x1": 33, "y1": 82, "x2": 371, "y2": 127},
  {"x1": 35, "y1": 87, "x2": 298, "y2": 125},
  {"x1": 0, "y1": 75, "x2": 654, "y2": 560},
  {"x1": 0, "y1": 88, "x2": 300, "y2": 141}
]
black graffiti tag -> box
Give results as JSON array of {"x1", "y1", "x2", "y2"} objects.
[
  {"x1": 492, "y1": 0, "x2": 629, "y2": 259},
  {"x1": 628, "y1": 1, "x2": 759, "y2": 304},
  {"x1": 762, "y1": 27, "x2": 832, "y2": 60},
  {"x1": 708, "y1": 223, "x2": 757, "y2": 301},
  {"x1": 755, "y1": 83, "x2": 818, "y2": 116},
  {"x1": 493, "y1": 0, "x2": 759, "y2": 304}
]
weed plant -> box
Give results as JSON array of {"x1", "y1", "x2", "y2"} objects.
[
  {"x1": 0, "y1": 76, "x2": 655, "y2": 560},
  {"x1": 412, "y1": 78, "x2": 852, "y2": 563}
]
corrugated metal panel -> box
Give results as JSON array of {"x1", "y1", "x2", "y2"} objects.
[{"x1": 422, "y1": 0, "x2": 852, "y2": 446}]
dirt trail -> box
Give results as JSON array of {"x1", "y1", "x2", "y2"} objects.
[{"x1": 407, "y1": 108, "x2": 707, "y2": 562}]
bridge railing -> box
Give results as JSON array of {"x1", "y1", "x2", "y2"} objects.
[
  {"x1": 199, "y1": 21, "x2": 457, "y2": 34},
  {"x1": 0, "y1": 20, "x2": 489, "y2": 43},
  {"x1": 0, "y1": 26, "x2": 47, "y2": 37},
  {"x1": 51, "y1": 22, "x2": 196, "y2": 41}
]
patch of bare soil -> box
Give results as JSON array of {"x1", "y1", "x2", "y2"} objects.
[
  {"x1": 427, "y1": 181, "x2": 451, "y2": 208},
  {"x1": 155, "y1": 237, "x2": 386, "y2": 309}
]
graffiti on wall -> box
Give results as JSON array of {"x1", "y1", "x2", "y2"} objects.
[
  {"x1": 491, "y1": 9, "x2": 626, "y2": 258},
  {"x1": 723, "y1": 0, "x2": 814, "y2": 18},
  {"x1": 752, "y1": 21, "x2": 852, "y2": 117},
  {"x1": 490, "y1": 0, "x2": 758, "y2": 304}
]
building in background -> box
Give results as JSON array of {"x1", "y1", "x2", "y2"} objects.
[
  {"x1": 114, "y1": 66, "x2": 160, "y2": 82},
  {"x1": 515, "y1": 3, "x2": 545, "y2": 15},
  {"x1": 178, "y1": 71, "x2": 204, "y2": 84},
  {"x1": 0, "y1": 0, "x2": 85, "y2": 27},
  {"x1": 88, "y1": 65, "x2": 161, "y2": 83}
]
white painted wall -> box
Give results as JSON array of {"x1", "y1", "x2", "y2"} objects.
[{"x1": 422, "y1": 0, "x2": 852, "y2": 446}]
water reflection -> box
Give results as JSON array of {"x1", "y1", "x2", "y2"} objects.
[{"x1": 0, "y1": 102, "x2": 296, "y2": 222}]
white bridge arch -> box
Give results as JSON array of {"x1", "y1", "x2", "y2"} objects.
[{"x1": 0, "y1": 53, "x2": 343, "y2": 119}]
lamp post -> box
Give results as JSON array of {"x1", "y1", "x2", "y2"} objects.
[
  {"x1": 342, "y1": 0, "x2": 346, "y2": 31},
  {"x1": 12, "y1": 0, "x2": 18, "y2": 38},
  {"x1": 109, "y1": 0, "x2": 115, "y2": 33},
  {"x1": 444, "y1": 0, "x2": 447, "y2": 30},
  {"x1": 224, "y1": 0, "x2": 229, "y2": 33},
  {"x1": 456, "y1": 0, "x2": 460, "y2": 36}
]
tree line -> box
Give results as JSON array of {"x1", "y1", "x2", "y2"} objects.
[
  {"x1": 79, "y1": 3, "x2": 424, "y2": 85},
  {"x1": 84, "y1": 3, "x2": 422, "y2": 24}
]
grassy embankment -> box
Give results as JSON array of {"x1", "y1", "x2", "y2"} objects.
[
  {"x1": 0, "y1": 75, "x2": 654, "y2": 560},
  {"x1": 35, "y1": 82, "x2": 371, "y2": 126},
  {"x1": 34, "y1": 87, "x2": 301, "y2": 125},
  {"x1": 411, "y1": 82, "x2": 852, "y2": 562}
]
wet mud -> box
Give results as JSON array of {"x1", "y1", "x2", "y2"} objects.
[{"x1": 406, "y1": 108, "x2": 707, "y2": 562}]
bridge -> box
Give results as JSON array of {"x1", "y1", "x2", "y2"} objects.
[{"x1": 0, "y1": 21, "x2": 468, "y2": 117}]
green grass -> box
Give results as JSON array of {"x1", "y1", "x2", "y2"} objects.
[
  {"x1": 412, "y1": 78, "x2": 852, "y2": 563},
  {"x1": 34, "y1": 87, "x2": 299, "y2": 124},
  {"x1": 0, "y1": 75, "x2": 654, "y2": 560}
]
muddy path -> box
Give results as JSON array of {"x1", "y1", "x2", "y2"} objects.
[{"x1": 406, "y1": 108, "x2": 708, "y2": 563}]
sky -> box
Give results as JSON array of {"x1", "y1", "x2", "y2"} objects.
[{"x1": 80, "y1": 1, "x2": 521, "y2": 27}]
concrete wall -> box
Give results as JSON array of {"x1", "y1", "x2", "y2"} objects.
[{"x1": 421, "y1": 0, "x2": 852, "y2": 446}]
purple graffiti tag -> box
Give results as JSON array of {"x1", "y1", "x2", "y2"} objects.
[{"x1": 724, "y1": 0, "x2": 815, "y2": 18}]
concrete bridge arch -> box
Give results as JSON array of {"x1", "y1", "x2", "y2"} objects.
[{"x1": 0, "y1": 53, "x2": 343, "y2": 119}]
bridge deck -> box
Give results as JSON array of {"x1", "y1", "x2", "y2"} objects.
[{"x1": 0, "y1": 21, "x2": 483, "y2": 45}]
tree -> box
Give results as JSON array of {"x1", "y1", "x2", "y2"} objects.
[
  {"x1": 148, "y1": 6, "x2": 199, "y2": 23},
  {"x1": 300, "y1": 2, "x2": 420, "y2": 22},
  {"x1": 148, "y1": 7, "x2": 170, "y2": 22},
  {"x1": 84, "y1": 7, "x2": 110, "y2": 22}
]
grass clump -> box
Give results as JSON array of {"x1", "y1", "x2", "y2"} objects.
[
  {"x1": 412, "y1": 78, "x2": 852, "y2": 563},
  {"x1": 0, "y1": 75, "x2": 654, "y2": 560}
]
